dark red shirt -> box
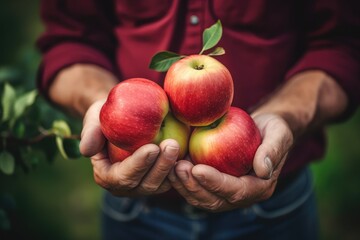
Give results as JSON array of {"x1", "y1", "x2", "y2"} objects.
[{"x1": 37, "y1": 0, "x2": 360, "y2": 176}]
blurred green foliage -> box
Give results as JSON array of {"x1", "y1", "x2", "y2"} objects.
[
  {"x1": 312, "y1": 111, "x2": 360, "y2": 240},
  {"x1": 0, "y1": 0, "x2": 102, "y2": 239},
  {"x1": 0, "y1": 0, "x2": 359, "y2": 240}
]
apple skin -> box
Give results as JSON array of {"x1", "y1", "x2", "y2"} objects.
[
  {"x1": 189, "y1": 107, "x2": 261, "y2": 177},
  {"x1": 154, "y1": 112, "x2": 191, "y2": 159},
  {"x1": 107, "y1": 112, "x2": 191, "y2": 163},
  {"x1": 100, "y1": 78, "x2": 169, "y2": 152},
  {"x1": 107, "y1": 142, "x2": 132, "y2": 164},
  {"x1": 164, "y1": 55, "x2": 234, "y2": 126}
]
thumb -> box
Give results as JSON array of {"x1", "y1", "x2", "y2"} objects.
[
  {"x1": 80, "y1": 99, "x2": 107, "y2": 157},
  {"x1": 251, "y1": 114, "x2": 293, "y2": 179}
]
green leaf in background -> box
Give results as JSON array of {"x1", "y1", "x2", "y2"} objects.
[
  {"x1": 13, "y1": 121, "x2": 26, "y2": 138},
  {"x1": 21, "y1": 148, "x2": 46, "y2": 168},
  {"x1": 52, "y1": 120, "x2": 71, "y2": 137},
  {"x1": 13, "y1": 90, "x2": 37, "y2": 119},
  {"x1": 63, "y1": 138, "x2": 82, "y2": 159},
  {"x1": 0, "y1": 67, "x2": 21, "y2": 84},
  {"x1": 32, "y1": 134, "x2": 58, "y2": 163},
  {"x1": 208, "y1": 47, "x2": 225, "y2": 56},
  {"x1": 149, "y1": 51, "x2": 185, "y2": 72},
  {"x1": 0, "y1": 151, "x2": 15, "y2": 175},
  {"x1": 56, "y1": 136, "x2": 68, "y2": 160},
  {"x1": 1, "y1": 83, "x2": 16, "y2": 123},
  {"x1": 200, "y1": 20, "x2": 223, "y2": 54},
  {"x1": 10, "y1": 89, "x2": 37, "y2": 127},
  {"x1": 52, "y1": 120, "x2": 72, "y2": 160}
]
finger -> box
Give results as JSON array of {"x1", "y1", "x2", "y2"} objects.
[
  {"x1": 252, "y1": 114, "x2": 293, "y2": 179},
  {"x1": 91, "y1": 150, "x2": 171, "y2": 197},
  {"x1": 152, "y1": 179, "x2": 171, "y2": 195},
  {"x1": 91, "y1": 150, "x2": 112, "y2": 189},
  {"x1": 80, "y1": 99, "x2": 106, "y2": 157},
  {"x1": 91, "y1": 143, "x2": 160, "y2": 190},
  {"x1": 169, "y1": 160, "x2": 223, "y2": 210},
  {"x1": 192, "y1": 164, "x2": 276, "y2": 207},
  {"x1": 139, "y1": 139, "x2": 179, "y2": 192}
]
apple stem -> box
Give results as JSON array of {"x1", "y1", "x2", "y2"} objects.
[{"x1": 194, "y1": 64, "x2": 204, "y2": 70}]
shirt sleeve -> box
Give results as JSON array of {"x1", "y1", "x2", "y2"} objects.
[
  {"x1": 36, "y1": 0, "x2": 118, "y2": 96},
  {"x1": 285, "y1": 0, "x2": 360, "y2": 110}
]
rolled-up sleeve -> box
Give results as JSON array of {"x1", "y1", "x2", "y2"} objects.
[
  {"x1": 37, "y1": 0, "x2": 117, "y2": 96},
  {"x1": 286, "y1": 0, "x2": 360, "y2": 108}
]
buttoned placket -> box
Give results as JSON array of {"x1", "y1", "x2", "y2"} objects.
[{"x1": 181, "y1": 0, "x2": 204, "y2": 55}]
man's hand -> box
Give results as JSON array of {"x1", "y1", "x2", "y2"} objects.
[
  {"x1": 168, "y1": 113, "x2": 293, "y2": 212},
  {"x1": 168, "y1": 70, "x2": 348, "y2": 212},
  {"x1": 50, "y1": 64, "x2": 119, "y2": 116},
  {"x1": 80, "y1": 100, "x2": 180, "y2": 197}
]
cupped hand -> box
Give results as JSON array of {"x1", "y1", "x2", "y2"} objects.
[
  {"x1": 80, "y1": 100, "x2": 180, "y2": 197},
  {"x1": 168, "y1": 113, "x2": 294, "y2": 212}
]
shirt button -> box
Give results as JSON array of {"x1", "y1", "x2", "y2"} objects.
[{"x1": 190, "y1": 15, "x2": 199, "y2": 25}]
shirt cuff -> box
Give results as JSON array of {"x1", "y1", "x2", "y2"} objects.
[
  {"x1": 37, "y1": 42, "x2": 117, "y2": 97},
  {"x1": 285, "y1": 48, "x2": 360, "y2": 110}
]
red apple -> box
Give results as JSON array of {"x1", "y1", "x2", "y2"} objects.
[
  {"x1": 189, "y1": 107, "x2": 261, "y2": 177},
  {"x1": 164, "y1": 55, "x2": 234, "y2": 126},
  {"x1": 100, "y1": 78, "x2": 169, "y2": 151},
  {"x1": 107, "y1": 142, "x2": 132, "y2": 163},
  {"x1": 107, "y1": 112, "x2": 191, "y2": 163}
]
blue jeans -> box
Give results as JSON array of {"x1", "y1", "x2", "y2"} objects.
[{"x1": 101, "y1": 168, "x2": 318, "y2": 240}]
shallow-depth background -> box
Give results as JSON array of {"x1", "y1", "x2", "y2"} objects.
[{"x1": 1, "y1": 1, "x2": 359, "y2": 239}]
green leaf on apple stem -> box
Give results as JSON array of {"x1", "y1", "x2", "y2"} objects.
[
  {"x1": 207, "y1": 47, "x2": 225, "y2": 56},
  {"x1": 149, "y1": 51, "x2": 185, "y2": 72},
  {"x1": 200, "y1": 20, "x2": 223, "y2": 55}
]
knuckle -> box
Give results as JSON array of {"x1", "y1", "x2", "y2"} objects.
[
  {"x1": 130, "y1": 164, "x2": 150, "y2": 174},
  {"x1": 270, "y1": 145, "x2": 282, "y2": 159},
  {"x1": 156, "y1": 182, "x2": 172, "y2": 193},
  {"x1": 206, "y1": 175, "x2": 226, "y2": 193},
  {"x1": 278, "y1": 127, "x2": 293, "y2": 150},
  {"x1": 228, "y1": 192, "x2": 247, "y2": 204},
  {"x1": 226, "y1": 178, "x2": 247, "y2": 204},
  {"x1": 228, "y1": 188, "x2": 248, "y2": 204},
  {"x1": 116, "y1": 175, "x2": 139, "y2": 189},
  {"x1": 154, "y1": 162, "x2": 174, "y2": 175},
  {"x1": 186, "y1": 184, "x2": 202, "y2": 195},
  {"x1": 93, "y1": 172, "x2": 110, "y2": 189},
  {"x1": 203, "y1": 199, "x2": 223, "y2": 212},
  {"x1": 269, "y1": 145, "x2": 285, "y2": 165},
  {"x1": 207, "y1": 183, "x2": 222, "y2": 193},
  {"x1": 140, "y1": 182, "x2": 159, "y2": 192},
  {"x1": 187, "y1": 199, "x2": 200, "y2": 207}
]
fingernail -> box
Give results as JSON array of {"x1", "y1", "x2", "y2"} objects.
[
  {"x1": 147, "y1": 151, "x2": 159, "y2": 163},
  {"x1": 178, "y1": 171, "x2": 189, "y2": 181},
  {"x1": 264, "y1": 156, "x2": 273, "y2": 178},
  {"x1": 164, "y1": 145, "x2": 179, "y2": 161}
]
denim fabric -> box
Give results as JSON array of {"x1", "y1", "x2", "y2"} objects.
[{"x1": 101, "y1": 168, "x2": 318, "y2": 240}]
